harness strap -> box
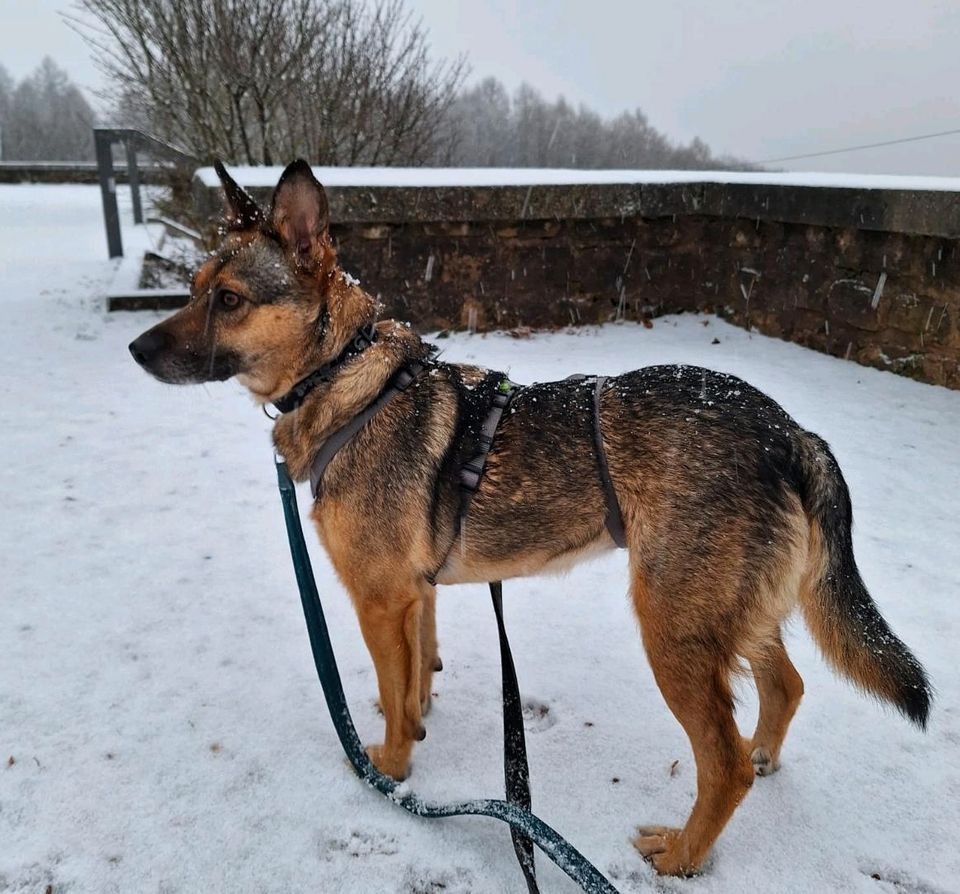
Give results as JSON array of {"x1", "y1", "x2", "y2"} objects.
[
  {"x1": 425, "y1": 378, "x2": 518, "y2": 587},
  {"x1": 491, "y1": 580, "x2": 539, "y2": 893},
  {"x1": 309, "y1": 361, "x2": 427, "y2": 498},
  {"x1": 591, "y1": 376, "x2": 627, "y2": 549},
  {"x1": 435, "y1": 379, "x2": 540, "y2": 888},
  {"x1": 460, "y1": 379, "x2": 518, "y2": 506}
]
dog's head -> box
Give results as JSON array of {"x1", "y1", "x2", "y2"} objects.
[{"x1": 129, "y1": 160, "x2": 373, "y2": 402}]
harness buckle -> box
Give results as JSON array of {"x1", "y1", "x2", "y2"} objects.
[
  {"x1": 354, "y1": 323, "x2": 378, "y2": 350},
  {"x1": 460, "y1": 457, "x2": 484, "y2": 491},
  {"x1": 394, "y1": 368, "x2": 416, "y2": 391}
]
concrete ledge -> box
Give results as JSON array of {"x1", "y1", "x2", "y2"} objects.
[
  {"x1": 193, "y1": 168, "x2": 960, "y2": 237},
  {"x1": 699, "y1": 183, "x2": 960, "y2": 238},
  {"x1": 197, "y1": 182, "x2": 650, "y2": 225}
]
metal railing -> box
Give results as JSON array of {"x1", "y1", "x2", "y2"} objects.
[{"x1": 93, "y1": 128, "x2": 199, "y2": 258}]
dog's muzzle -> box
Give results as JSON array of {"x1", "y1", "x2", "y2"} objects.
[{"x1": 129, "y1": 329, "x2": 174, "y2": 369}]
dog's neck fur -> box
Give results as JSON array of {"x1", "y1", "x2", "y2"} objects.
[
  {"x1": 269, "y1": 270, "x2": 432, "y2": 482},
  {"x1": 236, "y1": 257, "x2": 377, "y2": 404}
]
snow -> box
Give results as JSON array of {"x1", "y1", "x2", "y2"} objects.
[
  {"x1": 198, "y1": 164, "x2": 960, "y2": 193},
  {"x1": 1, "y1": 184, "x2": 959, "y2": 894}
]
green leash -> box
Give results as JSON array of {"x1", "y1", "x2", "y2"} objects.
[{"x1": 275, "y1": 457, "x2": 619, "y2": 893}]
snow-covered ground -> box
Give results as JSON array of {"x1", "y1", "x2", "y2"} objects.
[{"x1": 1, "y1": 184, "x2": 959, "y2": 894}]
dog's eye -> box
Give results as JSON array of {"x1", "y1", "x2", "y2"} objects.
[{"x1": 219, "y1": 290, "x2": 242, "y2": 309}]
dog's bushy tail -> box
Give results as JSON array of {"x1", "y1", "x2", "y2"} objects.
[{"x1": 794, "y1": 433, "x2": 931, "y2": 728}]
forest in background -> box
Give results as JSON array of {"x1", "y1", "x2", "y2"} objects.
[{"x1": 1, "y1": 0, "x2": 751, "y2": 170}]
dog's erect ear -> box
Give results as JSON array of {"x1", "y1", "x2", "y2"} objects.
[
  {"x1": 269, "y1": 159, "x2": 329, "y2": 267},
  {"x1": 214, "y1": 160, "x2": 264, "y2": 230}
]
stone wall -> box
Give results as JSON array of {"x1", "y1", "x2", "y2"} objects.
[
  {"x1": 328, "y1": 214, "x2": 960, "y2": 389},
  {"x1": 194, "y1": 176, "x2": 960, "y2": 389},
  {"x1": 697, "y1": 219, "x2": 959, "y2": 389}
]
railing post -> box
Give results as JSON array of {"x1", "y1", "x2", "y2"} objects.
[
  {"x1": 94, "y1": 129, "x2": 123, "y2": 258},
  {"x1": 125, "y1": 138, "x2": 143, "y2": 225}
]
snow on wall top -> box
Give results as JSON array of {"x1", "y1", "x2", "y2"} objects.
[{"x1": 196, "y1": 164, "x2": 960, "y2": 193}]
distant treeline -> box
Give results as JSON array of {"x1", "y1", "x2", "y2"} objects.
[
  {"x1": 4, "y1": 0, "x2": 751, "y2": 171},
  {"x1": 446, "y1": 78, "x2": 752, "y2": 170},
  {"x1": 0, "y1": 58, "x2": 96, "y2": 161}
]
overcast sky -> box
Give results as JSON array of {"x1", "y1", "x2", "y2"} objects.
[{"x1": 3, "y1": 0, "x2": 960, "y2": 174}]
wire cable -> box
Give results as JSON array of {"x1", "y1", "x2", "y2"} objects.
[{"x1": 759, "y1": 127, "x2": 960, "y2": 164}]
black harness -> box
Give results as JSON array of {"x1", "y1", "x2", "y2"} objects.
[
  {"x1": 272, "y1": 330, "x2": 626, "y2": 549},
  {"x1": 271, "y1": 328, "x2": 626, "y2": 892}
]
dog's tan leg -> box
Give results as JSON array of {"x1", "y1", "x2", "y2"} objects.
[
  {"x1": 354, "y1": 590, "x2": 424, "y2": 780},
  {"x1": 631, "y1": 577, "x2": 754, "y2": 876},
  {"x1": 634, "y1": 649, "x2": 755, "y2": 875},
  {"x1": 402, "y1": 597, "x2": 425, "y2": 735},
  {"x1": 748, "y1": 633, "x2": 804, "y2": 776},
  {"x1": 419, "y1": 585, "x2": 440, "y2": 715}
]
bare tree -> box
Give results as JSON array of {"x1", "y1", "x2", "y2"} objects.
[
  {"x1": 70, "y1": 0, "x2": 465, "y2": 166},
  {"x1": 0, "y1": 58, "x2": 96, "y2": 161}
]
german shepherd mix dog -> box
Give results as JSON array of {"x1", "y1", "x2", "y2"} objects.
[{"x1": 130, "y1": 161, "x2": 930, "y2": 877}]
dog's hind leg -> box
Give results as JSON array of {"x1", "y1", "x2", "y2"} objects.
[
  {"x1": 354, "y1": 587, "x2": 426, "y2": 780},
  {"x1": 631, "y1": 576, "x2": 755, "y2": 876},
  {"x1": 747, "y1": 633, "x2": 804, "y2": 776}
]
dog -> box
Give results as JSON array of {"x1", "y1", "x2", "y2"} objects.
[{"x1": 129, "y1": 160, "x2": 931, "y2": 877}]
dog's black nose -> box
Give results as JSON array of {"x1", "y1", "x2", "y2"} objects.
[{"x1": 129, "y1": 329, "x2": 172, "y2": 367}]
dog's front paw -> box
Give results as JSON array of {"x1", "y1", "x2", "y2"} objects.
[
  {"x1": 633, "y1": 826, "x2": 700, "y2": 876},
  {"x1": 633, "y1": 825, "x2": 680, "y2": 859},
  {"x1": 750, "y1": 745, "x2": 780, "y2": 777},
  {"x1": 365, "y1": 744, "x2": 410, "y2": 781}
]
